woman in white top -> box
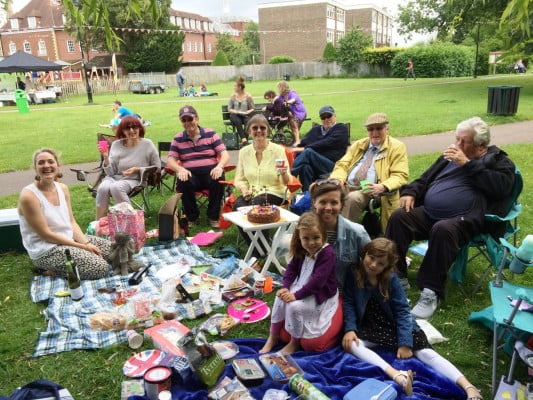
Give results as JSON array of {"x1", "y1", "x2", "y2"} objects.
[
  {"x1": 96, "y1": 115, "x2": 160, "y2": 219},
  {"x1": 18, "y1": 148, "x2": 111, "y2": 279}
]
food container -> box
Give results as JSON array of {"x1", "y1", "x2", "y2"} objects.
[
  {"x1": 259, "y1": 352, "x2": 303, "y2": 382},
  {"x1": 212, "y1": 340, "x2": 239, "y2": 361},
  {"x1": 231, "y1": 358, "x2": 265, "y2": 386},
  {"x1": 144, "y1": 366, "x2": 172, "y2": 400}
]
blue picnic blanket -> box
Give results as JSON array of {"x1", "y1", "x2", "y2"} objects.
[
  {"x1": 30, "y1": 240, "x2": 222, "y2": 357},
  {"x1": 172, "y1": 338, "x2": 464, "y2": 400}
]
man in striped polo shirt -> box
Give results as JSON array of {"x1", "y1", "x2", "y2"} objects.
[{"x1": 166, "y1": 105, "x2": 230, "y2": 228}]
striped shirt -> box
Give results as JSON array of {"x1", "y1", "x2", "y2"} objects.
[{"x1": 168, "y1": 127, "x2": 226, "y2": 174}]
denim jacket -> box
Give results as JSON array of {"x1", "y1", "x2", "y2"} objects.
[
  {"x1": 334, "y1": 216, "x2": 370, "y2": 291},
  {"x1": 343, "y1": 271, "x2": 419, "y2": 348}
]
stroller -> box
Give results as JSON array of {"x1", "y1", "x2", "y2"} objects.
[{"x1": 264, "y1": 98, "x2": 295, "y2": 146}]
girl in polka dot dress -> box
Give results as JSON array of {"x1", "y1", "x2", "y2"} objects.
[{"x1": 342, "y1": 238, "x2": 482, "y2": 399}]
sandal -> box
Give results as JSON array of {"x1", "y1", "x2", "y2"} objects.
[
  {"x1": 464, "y1": 385, "x2": 483, "y2": 400},
  {"x1": 393, "y1": 370, "x2": 414, "y2": 396}
]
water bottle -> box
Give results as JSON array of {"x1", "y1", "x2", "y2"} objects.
[
  {"x1": 510, "y1": 234, "x2": 533, "y2": 273},
  {"x1": 65, "y1": 249, "x2": 83, "y2": 301}
]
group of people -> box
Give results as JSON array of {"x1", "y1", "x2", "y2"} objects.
[
  {"x1": 227, "y1": 77, "x2": 307, "y2": 146},
  {"x1": 18, "y1": 93, "x2": 515, "y2": 400},
  {"x1": 175, "y1": 69, "x2": 212, "y2": 97}
]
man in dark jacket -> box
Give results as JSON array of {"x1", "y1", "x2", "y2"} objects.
[
  {"x1": 290, "y1": 105, "x2": 350, "y2": 191},
  {"x1": 385, "y1": 116, "x2": 515, "y2": 319}
]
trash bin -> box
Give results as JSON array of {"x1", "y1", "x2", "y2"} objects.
[
  {"x1": 283, "y1": 74, "x2": 290, "y2": 81},
  {"x1": 15, "y1": 89, "x2": 30, "y2": 114},
  {"x1": 487, "y1": 86, "x2": 521, "y2": 115}
]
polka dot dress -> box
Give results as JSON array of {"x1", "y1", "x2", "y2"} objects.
[{"x1": 358, "y1": 295, "x2": 431, "y2": 351}]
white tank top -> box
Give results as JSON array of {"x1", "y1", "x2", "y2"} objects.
[{"x1": 19, "y1": 182, "x2": 73, "y2": 259}]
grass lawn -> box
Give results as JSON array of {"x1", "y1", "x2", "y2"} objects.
[
  {"x1": 1, "y1": 74, "x2": 532, "y2": 172},
  {"x1": 0, "y1": 75, "x2": 532, "y2": 398}
]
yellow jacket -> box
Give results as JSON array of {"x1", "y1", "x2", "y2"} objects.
[{"x1": 330, "y1": 135, "x2": 409, "y2": 232}]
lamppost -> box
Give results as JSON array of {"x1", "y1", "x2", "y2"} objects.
[{"x1": 73, "y1": 0, "x2": 93, "y2": 103}]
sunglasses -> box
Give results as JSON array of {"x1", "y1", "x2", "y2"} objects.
[
  {"x1": 320, "y1": 114, "x2": 333, "y2": 120},
  {"x1": 367, "y1": 126, "x2": 385, "y2": 132},
  {"x1": 251, "y1": 125, "x2": 268, "y2": 131},
  {"x1": 315, "y1": 178, "x2": 341, "y2": 186},
  {"x1": 125, "y1": 125, "x2": 140, "y2": 130},
  {"x1": 181, "y1": 116, "x2": 194, "y2": 123}
]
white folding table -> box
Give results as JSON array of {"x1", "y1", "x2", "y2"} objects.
[{"x1": 223, "y1": 207, "x2": 300, "y2": 275}]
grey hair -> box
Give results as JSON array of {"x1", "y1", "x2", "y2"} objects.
[{"x1": 456, "y1": 116, "x2": 490, "y2": 147}]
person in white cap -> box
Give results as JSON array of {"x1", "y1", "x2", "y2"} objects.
[{"x1": 291, "y1": 105, "x2": 349, "y2": 191}]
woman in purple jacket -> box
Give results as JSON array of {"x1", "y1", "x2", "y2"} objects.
[
  {"x1": 277, "y1": 80, "x2": 307, "y2": 145},
  {"x1": 259, "y1": 212, "x2": 343, "y2": 355}
]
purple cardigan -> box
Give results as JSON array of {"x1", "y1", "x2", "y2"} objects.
[
  {"x1": 286, "y1": 90, "x2": 307, "y2": 121},
  {"x1": 282, "y1": 244, "x2": 338, "y2": 305}
]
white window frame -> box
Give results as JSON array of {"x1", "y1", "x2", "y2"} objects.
[
  {"x1": 195, "y1": 20, "x2": 200, "y2": 30},
  {"x1": 9, "y1": 42, "x2": 17, "y2": 55},
  {"x1": 184, "y1": 18, "x2": 189, "y2": 29},
  {"x1": 38, "y1": 40, "x2": 47, "y2": 55},
  {"x1": 326, "y1": 29, "x2": 334, "y2": 43},
  {"x1": 327, "y1": 5, "x2": 335, "y2": 19},
  {"x1": 194, "y1": 41, "x2": 198, "y2": 52},
  {"x1": 24, "y1": 41, "x2": 31, "y2": 53},
  {"x1": 199, "y1": 42, "x2": 203, "y2": 53},
  {"x1": 10, "y1": 18, "x2": 19, "y2": 30},
  {"x1": 187, "y1": 41, "x2": 192, "y2": 52},
  {"x1": 27, "y1": 16, "x2": 37, "y2": 28},
  {"x1": 67, "y1": 39, "x2": 75, "y2": 53},
  {"x1": 207, "y1": 42, "x2": 212, "y2": 53}
]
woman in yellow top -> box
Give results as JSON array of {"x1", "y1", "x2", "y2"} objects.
[{"x1": 233, "y1": 114, "x2": 291, "y2": 253}]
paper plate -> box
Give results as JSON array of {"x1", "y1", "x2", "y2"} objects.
[
  {"x1": 227, "y1": 297, "x2": 270, "y2": 323},
  {"x1": 123, "y1": 349, "x2": 166, "y2": 378},
  {"x1": 212, "y1": 340, "x2": 239, "y2": 360}
]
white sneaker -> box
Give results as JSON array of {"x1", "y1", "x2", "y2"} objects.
[{"x1": 411, "y1": 288, "x2": 438, "y2": 319}]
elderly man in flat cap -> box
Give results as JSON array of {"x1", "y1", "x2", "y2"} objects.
[
  {"x1": 329, "y1": 112, "x2": 409, "y2": 235},
  {"x1": 290, "y1": 105, "x2": 350, "y2": 191}
]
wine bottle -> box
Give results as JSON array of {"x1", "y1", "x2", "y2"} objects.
[
  {"x1": 128, "y1": 263, "x2": 151, "y2": 286},
  {"x1": 65, "y1": 249, "x2": 83, "y2": 301}
]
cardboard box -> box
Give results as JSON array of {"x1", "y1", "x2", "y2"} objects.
[
  {"x1": 144, "y1": 320, "x2": 190, "y2": 356},
  {"x1": 0, "y1": 208, "x2": 25, "y2": 253},
  {"x1": 158, "y1": 193, "x2": 181, "y2": 241}
]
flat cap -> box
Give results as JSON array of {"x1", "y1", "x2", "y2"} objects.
[{"x1": 364, "y1": 112, "x2": 389, "y2": 127}]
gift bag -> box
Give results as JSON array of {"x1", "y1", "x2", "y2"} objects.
[
  {"x1": 218, "y1": 193, "x2": 235, "y2": 229},
  {"x1": 108, "y1": 203, "x2": 146, "y2": 251}
]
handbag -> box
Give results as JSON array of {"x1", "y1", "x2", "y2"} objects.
[
  {"x1": 108, "y1": 203, "x2": 146, "y2": 251},
  {"x1": 222, "y1": 131, "x2": 239, "y2": 150}
]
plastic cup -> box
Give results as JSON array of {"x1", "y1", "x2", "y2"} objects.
[
  {"x1": 263, "y1": 276, "x2": 273, "y2": 294},
  {"x1": 275, "y1": 159, "x2": 285, "y2": 168},
  {"x1": 98, "y1": 140, "x2": 109, "y2": 153},
  {"x1": 127, "y1": 329, "x2": 143, "y2": 349},
  {"x1": 360, "y1": 179, "x2": 371, "y2": 192}
]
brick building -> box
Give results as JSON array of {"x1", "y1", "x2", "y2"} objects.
[
  {"x1": 0, "y1": 0, "x2": 230, "y2": 68},
  {"x1": 258, "y1": 0, "x2": 393, "y2": 62}
]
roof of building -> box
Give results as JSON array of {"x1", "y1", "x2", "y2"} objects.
[
  {"x1": 169, "y1": 9, "x2": 212, "y2": 22},
  {"x1": 1, "y1": 0, "x2": 64, "y2": 31}
]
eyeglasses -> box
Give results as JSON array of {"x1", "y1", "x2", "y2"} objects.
[
  {"x1": 367, "y1": 126, "x2": 385, "y2": 132},
  {"x1": 251, "y1": 125, "x2": 268, "y2": 131},
  {"x1": 125, "y1": 125, "x2": 140, "y2": 130},
  {"x1": 315, "y1": 178, "x2": 341, "y2": 186},
  {"x1": 181, "y1": 116, "x2": 194, "y2": 123},
  {"x1": 320, "y1": 114, "x2": 333, "y2": 120}
]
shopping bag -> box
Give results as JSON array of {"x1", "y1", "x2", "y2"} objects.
[
  {"x1": 218, "y1": 193, "x2": 235, "y2": 229},
  {"x1": 108, "y1": 203, "x2": 146, "y2": 251},
  {"x1": 222, "y1": 132, "x2": 239, "y2": 150},
  {"x1": 290, "y1": 191, "x2": 311, "y2": 215}
]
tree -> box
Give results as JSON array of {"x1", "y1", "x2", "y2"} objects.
[
  {"x1": 212, "y1": 51, "x2": 230, "y2": 66},
  {"x1": 335, "y1": 27, "x2": 373, "y2": 73},
  {"x1": 322, "y1": 42, "x2": 337, "y2": 62},
  {"x1": 242, "y1": 21, "x2": 261, "y2": 64},
  {"x1": 123, "y1": 31, "x2": 184, "y2": 72}
]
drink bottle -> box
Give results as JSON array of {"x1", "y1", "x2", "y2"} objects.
[{"x1": 65, "y1": 249, "x2": 83, "y2": 301}]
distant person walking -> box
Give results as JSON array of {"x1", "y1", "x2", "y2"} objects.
[
  {"x1": 176, "y1": 68, "x2": 185, "y2": 97},
  {"x1": 405, "y1": 59, "x2": 416, "y2": 80}
]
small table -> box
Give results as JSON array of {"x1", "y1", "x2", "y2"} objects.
[{"x1": 223, "y1": 207, "x2": 300, "y2": 275}]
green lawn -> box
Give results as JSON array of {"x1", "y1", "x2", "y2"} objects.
[
  {"x1": 0, "y1": 75, "x2": 532, "y2": 398},
  {"x1": 1, "y1": 74, "x2": 532, "y2": 172}
]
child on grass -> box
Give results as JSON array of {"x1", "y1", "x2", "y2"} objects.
[
  {"x1": 259, "y1": 212, "x2": 343, "y2": 355},
  {"x1": 342, "y1": 238, "x2": 482, "y2": 399}
]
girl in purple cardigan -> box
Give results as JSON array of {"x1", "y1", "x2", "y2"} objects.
[{"x1": 259, "y1": 212, "x2": 343, "y2": 354}]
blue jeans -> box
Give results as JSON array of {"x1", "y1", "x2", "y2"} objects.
[{"x1": 291, "y1": 148, "x2": 334, "y2": 191}]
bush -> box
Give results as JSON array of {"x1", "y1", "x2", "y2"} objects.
[
  {"x1": 212, "y1": 51, "x2": 230, "y2": 66},
  {"x1": 391, "y1": 43, "x2": 475, "y2": 78},
  {"x1": 335, "y1": 27, "x2": 373, "y2": 73},
  {"x1": 269, "y1": 55, "x2": 295, "y2": 64},
  {"x1": 322, "y1": 43, "x2": 337, "y2": 62},
  {"x1": 363, "y1": 47, "x2": 402, "y2": 66}
]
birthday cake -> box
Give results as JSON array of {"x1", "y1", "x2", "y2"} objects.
[{"x1": 247, "y1": 205, "x2": 280, "y2": 224}]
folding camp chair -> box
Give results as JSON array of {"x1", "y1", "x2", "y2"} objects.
[
  {"x1": 71, "y1": 133, "x2": 159, "y2": 211},
  {"x1": 157, "y1": 141, "x2": 177, "y2": 193}
]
